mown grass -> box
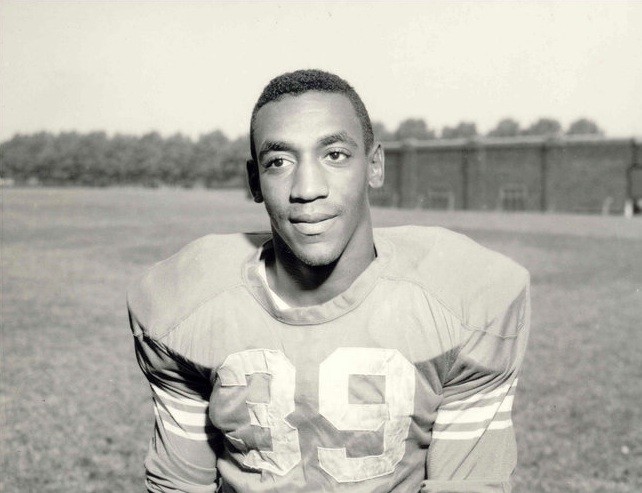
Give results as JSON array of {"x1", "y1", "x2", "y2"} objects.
[{"x1": 3, "y1": 187, "x2": 641, "y2": 492}]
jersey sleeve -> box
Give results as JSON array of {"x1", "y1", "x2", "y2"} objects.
[
  {"x1": 132, "y1": 316, "x2": 222, "y2": 493},
  {"x1": 420, "y1": 278, "x2": 531, "y2": 493}
]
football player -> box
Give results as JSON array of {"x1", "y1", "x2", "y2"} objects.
[{"x1": 128, "y1": 69, "x2": 531, "y2": 492}]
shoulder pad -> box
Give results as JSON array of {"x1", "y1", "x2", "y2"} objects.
[
  {"x1": 127, "y1": 232, "x2": 270, "y2": 338},
  {"x1": 376, "y1": 226, "x2": 529, "y2": 329}
]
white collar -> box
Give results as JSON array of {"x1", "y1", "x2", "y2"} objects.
[{"x1": 257, "y1": 261, "x2": 292, "y2": 310}]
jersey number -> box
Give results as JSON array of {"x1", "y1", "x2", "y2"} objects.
[{"x1": 217, "y1": 348, "x2": 415, "y2": 482}]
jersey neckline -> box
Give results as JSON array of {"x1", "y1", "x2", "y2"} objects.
[{"x1": 242, "y1": 233, "x2": 394, "y2": 326}]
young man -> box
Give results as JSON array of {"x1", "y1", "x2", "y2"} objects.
[{"x1": 128, "y1": 69, "x2": 530, "y2": 492}]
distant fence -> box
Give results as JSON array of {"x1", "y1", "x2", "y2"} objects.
[{"x1": 371, "y1": 136, "x2": 642, "y2": 215}]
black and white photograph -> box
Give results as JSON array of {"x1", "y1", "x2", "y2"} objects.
[{"x1": 2, "y1": 2, "x2": 641, "y2": 492}]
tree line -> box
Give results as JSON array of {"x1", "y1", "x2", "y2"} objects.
[
  {"x1": 1, "y1": 130, "x2": 248, "y2": 187},
  {"x1": 0, "y1": 117, "x2": 603, "y2": 187}
]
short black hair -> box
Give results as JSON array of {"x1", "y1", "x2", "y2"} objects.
[{"x1": 250, "y1": 69, "x2": 374, "y2": 161}]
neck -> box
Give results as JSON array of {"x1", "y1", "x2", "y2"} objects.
[{"x1": 267, "y1": 221, "x2": 376, "y2": 307}]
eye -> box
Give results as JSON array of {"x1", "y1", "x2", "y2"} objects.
[
  {"x1": 263, "y1": 157, "x2": 293, "y2": 169},
  {"x1": 325, "y1": 150, "x2": 350, "y2": 163}
]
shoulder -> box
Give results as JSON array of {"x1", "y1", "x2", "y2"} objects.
[
  {"x1": 127, "y1": 232, "x2": 270, "y2": 339},
  {"x1": 375, "y1": 226, "x2": 529, "y2": 329}
]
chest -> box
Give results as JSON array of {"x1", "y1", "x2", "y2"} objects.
[{"x1": 201, "y1": 293, "x2": 457, "y2": 482}]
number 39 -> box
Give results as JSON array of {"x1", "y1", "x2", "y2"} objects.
[{"x1": 217, "y1": 347, "x2": 416, "y2": 483}]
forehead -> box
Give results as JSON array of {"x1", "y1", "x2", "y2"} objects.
[{"x1": 253, "y1": 91, "x2": 363, "y2": 148}]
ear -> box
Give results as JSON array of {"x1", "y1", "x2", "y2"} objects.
[
  {"x1": 246, "y1": 159, "x2": 263, "y2": 203},
  {"x1": 367, "y1": 143, "x2": 385, "y2": 189}
]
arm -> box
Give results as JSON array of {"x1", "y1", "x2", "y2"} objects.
[
  {"x1": 132, "y1": 318, "x2": 222, "y2": 493},
  {"x1": 421, "y1": 280, "x2": 531, "y2": 493}
]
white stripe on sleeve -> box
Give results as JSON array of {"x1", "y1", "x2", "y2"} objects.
[
  {"x1": 432, "y1": 419, "x2": 513, "y2": 440},
  {"x1": 488, "y1": 419, "x2": 513, "y2": 430},
  {"x1": 151, "y1": 383, "x2": 209, "y2": 409},
  {"x1": 439, "y1": 380, "x2": 517, "y2": 410},
  {"x1": 158, "y1": 403, "x2": 212, "y2": 427},
  {"x1": 153, "y1": 406, "x2": 215, "y2": 441}
]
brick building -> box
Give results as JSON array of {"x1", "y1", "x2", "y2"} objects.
[{"x1": 372, "y1": 136, "x2": 642, "y2": 214}]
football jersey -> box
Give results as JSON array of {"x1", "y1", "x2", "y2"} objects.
[{"x1": 128, "y1": 226, "x2": 530, "y2": 493}]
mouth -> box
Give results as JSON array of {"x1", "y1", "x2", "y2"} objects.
[{"x1": 289, "y1": 213, "x2": 338, "y2": 235}]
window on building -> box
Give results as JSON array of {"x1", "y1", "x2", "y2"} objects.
[
  {"x1": 425, "y1": 188, "x2": 455, "y2": 210},
  {"x1": 499, "y1": 184, "x2": 527, "y2": 211}
]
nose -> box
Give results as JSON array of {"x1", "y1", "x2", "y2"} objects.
[{"x1": 290, "y1": 156, "x2": 329, "y2": 202}]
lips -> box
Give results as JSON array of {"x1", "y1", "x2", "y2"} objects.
[
  {"x1": 290, "y1": 212, "x2": 337, "y2": 224},
  {"x1": 289, "y1": 212, "x2": 338, "y2": 235}
]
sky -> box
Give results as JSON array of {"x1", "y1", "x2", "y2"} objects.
[{"x1": 2, "y1": 1, "x2": 642, "y2": 142}]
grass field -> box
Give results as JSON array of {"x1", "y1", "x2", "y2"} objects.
[{"x1": 3, "y1": 187, "x2": 641, "y2": 492}]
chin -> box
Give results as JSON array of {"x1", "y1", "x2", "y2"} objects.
[{"x1": 289, "y1": 241, "x2": 343, "y2": 267}]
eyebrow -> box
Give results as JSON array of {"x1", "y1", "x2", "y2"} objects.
[
  {"x1": 258, "y1": 141, "x2": 294, "y2": 162},
  {"x1": 318, "y1": 132, "x2": 358, "y2": 149}
]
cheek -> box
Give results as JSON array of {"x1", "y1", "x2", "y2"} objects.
[
  {"x1": 331, "y1": 171, "x2": 369, "y2": 206},
  {"x1": 263, "y1": 197, "x2": 286, "y2": 221},
  {"x1": 263, "y1": 197, "x2": 293, "y2": 231},
  {"x1": 260, "y1": 179, "x2": 289, "y2": 214}
]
